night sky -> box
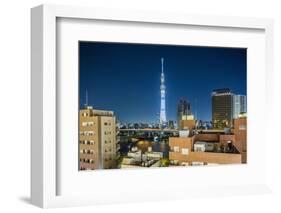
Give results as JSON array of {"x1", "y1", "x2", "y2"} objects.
[{"x1": 79, "y1": 42, "x2": 246, "y2": 123}]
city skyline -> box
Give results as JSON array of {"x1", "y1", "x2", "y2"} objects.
[{"x1": 79, "y1": 42, "x2": 247, "y2": 123}]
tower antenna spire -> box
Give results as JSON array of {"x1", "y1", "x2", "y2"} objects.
[{"x1": 161, "y1": 57, "x2": 164, "y2": 73}]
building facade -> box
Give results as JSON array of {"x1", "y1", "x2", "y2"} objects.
[
  {"x1": 179, "y1": 119, "x2": 196, "y2": 130},
  {"x1": 212, "y1": 88, "x2": 234, "y2": 129},
  {"x1": 79, "y1": 106, "x2": 118, "y2": 170}
]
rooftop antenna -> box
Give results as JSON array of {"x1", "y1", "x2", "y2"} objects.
[
  {"x1": 85, "y1": 89, "x2": 88, "y2": 108},
  {"x1": 195, "y1": 99, "x2": 198, "y2": 120}
]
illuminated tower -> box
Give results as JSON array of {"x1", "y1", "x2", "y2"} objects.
[{"x1": 160, "y1": 57, "x2": 167, "y2": 126}]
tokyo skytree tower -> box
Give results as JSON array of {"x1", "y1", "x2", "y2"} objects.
[{"x1": 160, "y1": 57, "x2": 167, "y2": 126}]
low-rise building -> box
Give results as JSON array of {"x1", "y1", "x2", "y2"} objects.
[
  {"x1": 169, "y1": 132, "x2": 242, "y2": 166},
  {"x1": 121, "y1": 147, "x2": 163, "y2": 168}
]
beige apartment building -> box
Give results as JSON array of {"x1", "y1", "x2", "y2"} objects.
[{"x1": 79, "y1": 106, "x2": 118, "y2": 170}]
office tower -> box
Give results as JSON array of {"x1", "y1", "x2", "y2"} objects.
[
  {"x1": 159, "y1": 57, "x2": 167, "y2": 126},
  {"x1": 79, "y1": 106, "x2": 118, "y2": 170},
  {"x1": 177, "y1": 99, "x2": 192, "y2": 129},
  {"x1": 233, "y1": 95, "x2": 247, "y2": 119},
  {"x1": 212, "y1": 88, "x2": 233, "y2": 129}
]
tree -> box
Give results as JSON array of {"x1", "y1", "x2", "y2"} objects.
[{"x1": 160, "y1": 158, "x2": 170, "y2": 167}]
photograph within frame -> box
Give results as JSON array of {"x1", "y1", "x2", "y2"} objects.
[{"x1": 78, "y1": 41, "x2": 247, "y2": 171}]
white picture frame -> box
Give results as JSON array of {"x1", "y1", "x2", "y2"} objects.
[{"x1": 31, "y1": 4, "x2": 274, "y2": 208}]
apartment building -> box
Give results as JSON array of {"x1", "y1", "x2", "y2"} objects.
[{"x1": 79, "y1": 106, "x2": 118, "y2": 170}]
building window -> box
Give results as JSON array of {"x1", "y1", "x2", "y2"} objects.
[
  {"x1": 82, "y1": 121, "x2": 94, "y2": 127},
  {"x1": 104, "y1": 140, "x2": 111, "y2": 144},
  {"x1": 174, "y1": 146, "x2": 180, "y2": 152},
  {"x1": 81, "y1": 131, "x2": 94, "y2": 136},
  {"x1": 182, "y1": 148, "x2": 189, "y2": 155},
  {"x1": 194, "y1": 146, "x2": 204, "y2": 152},
  {"x1": 104, "y1": 131, "x2": 111, "y2": 135},
  {"x1": 239, "y1": 125, "x2": 246, "y2": 130},
  {"x1": 81, "y1": 149, "x2": 95, "y2": 155}
]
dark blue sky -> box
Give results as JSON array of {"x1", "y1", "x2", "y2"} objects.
[{"x1": 79, "y1": 42, "x2": 246, "y2": 123}]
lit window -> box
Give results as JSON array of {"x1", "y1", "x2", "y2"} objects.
[
  {"x1": 239, "y1": 125, "x2": 246, "y2": 130},
  {"x1": 174, "y1": 146, "x2": 180, "y2": 152},
  {"x1": 82, "y1": 122, "x2": 92, "y2": 126},
  {"x1": 182, "y1": 148, "x2": 189, "y2": 155}
]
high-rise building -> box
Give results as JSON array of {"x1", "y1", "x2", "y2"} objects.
[
  {"x1": 160, "y1": 58, "x2": 167, "y2": 127},
  {"x1": 232, "y1": 95, "x2": 247, "y2": 119},
  {"x1": 177, "y1": 99, "x2": 192, "y2": 129},
  {"x1": 168, "y1": 120, "x2": 174, "y2": 129},
  {"x1": 212, "y1": 88, "x2": 233, "y2": 129},
  {"x1": 79, "y1": 106, "x2": 118, "y2": 170}
]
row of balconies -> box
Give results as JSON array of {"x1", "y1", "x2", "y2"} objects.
[
  {"x1": 80, "y1": 149, "x2": 95, "y2": 154},
  {"x1": 79, "y1": 140, "x2": 95, "y2": 145},
  {"x1": 80, "y1": 158, "x2": 95, "y2": 164},
  {"x1": 80, "y1": 131, "x2": 95, "y2": 136}
]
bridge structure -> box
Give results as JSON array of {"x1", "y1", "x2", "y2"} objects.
[
  {"x1": 119, "y1": 128, "x2": 225, "y2": 134},
  {"x1": 119, "y1": 128, "x2": 178, "y2": 133}
]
